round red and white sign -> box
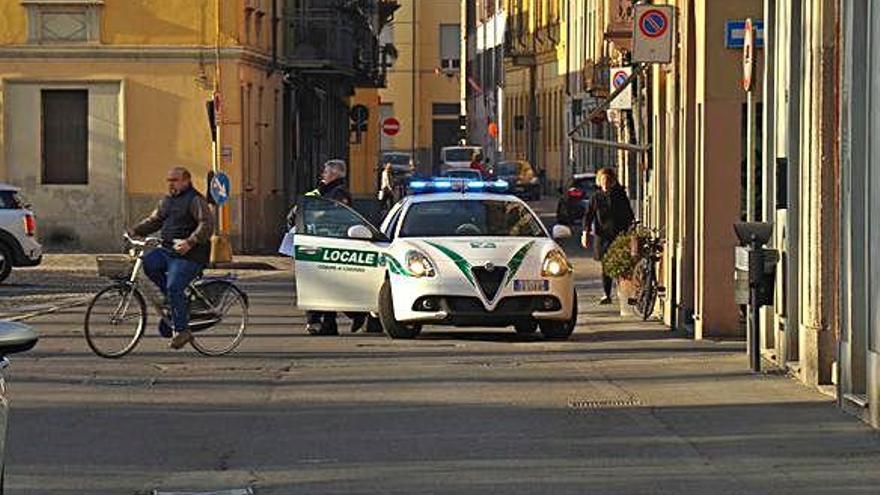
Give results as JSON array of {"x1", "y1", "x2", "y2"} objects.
[
  {"x1": 382, "y1": 117, "x2": 401, "y2": 137},
  {"x1": 742, "y1": 18, "x2": 755, "y2": 91}
]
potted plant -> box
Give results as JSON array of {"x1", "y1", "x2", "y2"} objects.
[{"x1": 602, "y1": 228, "x2": 650, "y2": 316}]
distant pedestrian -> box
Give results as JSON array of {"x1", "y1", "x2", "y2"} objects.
[
  {"x1": 304, "y1": 159, "x2": 366, "y2": 335},
  {"x1": 469, "y1": 151, "x2": 487, "y2": 177},
  {"x1": 378, "y1": 162, "x2": 395, "y2": 215},
  {"x1": 581, "y1": 168, "x2": 635, "y2": 304}
]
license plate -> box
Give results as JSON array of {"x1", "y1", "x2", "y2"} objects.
[{"x1": 513, "y1": 279, "x2": 549, "y2": 292}]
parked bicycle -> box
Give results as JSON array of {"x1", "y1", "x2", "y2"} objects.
[
  {"x1": 84, "y1": 234, "x2": 249, "y2": 358},
  {"x1": 631, "y1": 228, "x2": 665, "y2": 321}
]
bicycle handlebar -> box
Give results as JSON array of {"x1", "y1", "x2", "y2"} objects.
[{"x1": 123, "y1": 232, "x2": 162, "y2": 248}]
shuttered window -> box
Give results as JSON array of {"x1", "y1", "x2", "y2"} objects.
[{"x1": 41, "y1": 89, "x2": 88, "y2": 185}]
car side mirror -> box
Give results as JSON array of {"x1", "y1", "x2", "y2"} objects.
[
  {"x1": 347, "y1": 224, "x2": 374, "y2": 240},
  {"x1": 552, "y1": 225, "x2": 573, "y2": 240},
  {"x1": 0, "y1": 321, "x2": 39, "y2": 357}
]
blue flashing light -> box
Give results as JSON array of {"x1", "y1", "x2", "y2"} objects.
[{"x1": 408, "y1": 177, "x2": 510, "y2": 195}]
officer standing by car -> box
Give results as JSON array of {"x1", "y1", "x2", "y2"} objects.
[
  {"x1": 304, "y1": 159, "x2": 367, "y2": 335},
  {"x1": 580, "y1": 167, "x2": 635, "y2": 305}
]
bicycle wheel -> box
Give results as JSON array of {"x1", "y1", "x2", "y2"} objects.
[
  {"x1": 637, "y1": 264, "x2": 658, "y2": 321},
  {"x1": 188, "y1": 280, "x2": 248, "y2": 356},
  {"x1": 84, "y1": 283, "x2": 147, "y2": 358}
]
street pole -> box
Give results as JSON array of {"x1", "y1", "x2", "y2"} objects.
[{"x1": 209, "y1": 0, "x2": 232, "y2": 264}]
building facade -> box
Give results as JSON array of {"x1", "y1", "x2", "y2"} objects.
[{"x1": 0, "y1": 0, "x2": 284, "y2": 253}]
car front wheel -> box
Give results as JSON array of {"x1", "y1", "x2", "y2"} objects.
[
  {"x1": 378, "y1": 280, "x2": 422, "y2": 339},
  {"x1": 539, "y1": 291, "x2": 578, "y2": 340}
]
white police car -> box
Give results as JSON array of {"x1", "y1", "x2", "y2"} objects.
[{"x1": 287, "y1": 179, "x2": 577, "y2": 339}]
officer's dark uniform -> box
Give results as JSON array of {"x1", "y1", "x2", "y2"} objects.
[{"x1": 306, "y1": 177, "x2": 362, "y2": 335}]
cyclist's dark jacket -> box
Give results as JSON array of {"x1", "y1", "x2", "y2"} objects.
[
  {"x1": 582, "y1": 183, "x2": 634, "y2": 241},
  {"x1": 319, "y1": 178, "x2": 352, "y2": 205},
  {"x1": 132, "y1": 185, "x2": 214, "y2": 265}
]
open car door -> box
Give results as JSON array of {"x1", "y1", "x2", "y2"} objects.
[{"x1": 291, "y1": 196, "x2": 388, "y2": 313}]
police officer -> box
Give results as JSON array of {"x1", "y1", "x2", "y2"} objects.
[{"x1": 304, "y1": 160, "x2": 368, "y2": 335}]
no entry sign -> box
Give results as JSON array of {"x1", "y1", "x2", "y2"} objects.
[
  {"x1": 632, "y1": 4, "x2": 674, "y2": 63},
  {"x1": 382, "y1": 117, "x2": 400, "y2": 137},
  {"x1": 609, "y1": 67, "x2": 632, "y2": 110}
]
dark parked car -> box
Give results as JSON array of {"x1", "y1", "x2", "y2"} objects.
[
  {"x1": 492, "y1": 160, "x2": 540, "y2": 200},
  {"x1": 0, "y1": 320, "x2": 39, "y2": 491},
  {"x1": 556, "y1": 173, "x2": 597, "y2": 225}
]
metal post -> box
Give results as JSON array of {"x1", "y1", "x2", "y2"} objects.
[
  {"x1": 747, "y1": 88, "x2": 756, "y2": 222},
  {"x1": 750, "y1": 235, "x2": 764, "y2": 372}
]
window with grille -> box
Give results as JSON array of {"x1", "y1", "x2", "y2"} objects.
[{"x1": 41, "y1": 90, "x2": 89, "y2": 185}]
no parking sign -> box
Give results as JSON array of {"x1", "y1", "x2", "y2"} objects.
[
  {"x1": 609, "y1": 67, "x2": 632, "y2": 110},
  {"x1": 632, "y1": 5, "x2": 674, "y2": 63}
]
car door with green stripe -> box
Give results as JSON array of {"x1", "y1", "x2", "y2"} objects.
[{"x1": 294, "y1": 196, "x2": 389, "y2": 312}]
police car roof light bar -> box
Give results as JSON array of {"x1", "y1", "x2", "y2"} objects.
[{"x1": 408, "y1": 178, "x2": 510, "y2": 195}]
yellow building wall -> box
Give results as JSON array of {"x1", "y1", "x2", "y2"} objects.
[
  {"x1": 379, "y1": 0, "x2": 460, "y2": 169},
  {"x1": 0, "y1": 0, "x2": 284, "y2": 251}
]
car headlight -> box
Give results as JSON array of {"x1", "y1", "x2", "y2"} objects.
[
  {"x1": 542, "y1": 249, "x2": 571, "y2": 277},
  {"x1": 406, "y1": 250, "x2": 436, "y2": 278}
]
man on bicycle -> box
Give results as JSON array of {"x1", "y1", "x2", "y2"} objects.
[{"x1": 129, "y1": 167, "x2": 214, "y2": 349}]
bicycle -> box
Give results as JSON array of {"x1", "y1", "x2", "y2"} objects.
[
  {"x1": 83, "y1": 234, "x2": 249, "y2": 358},
  {"x1": 631, "y1": 228, "x2": 665, "y2": 321}
]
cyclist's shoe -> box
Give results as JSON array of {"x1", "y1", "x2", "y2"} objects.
[
  {"x1": 158, "y1": 318, "x2": 173, "y2": 338},
  {"x1": 169, "y1": 330, "x2": 193, "y2": 349},
  {"x1": 598, "y1": 295, "x2": 613, "y2": 305}
]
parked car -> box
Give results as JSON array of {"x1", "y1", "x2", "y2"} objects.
[
  {"x1": 556, "y1": 173, "x2": 598, "y2": 226},
  {"x1": 0, "y1": 320, "x2": 39, "y2": 491},
  {"x1": 0, "y1": 184, "x2": 42, "y2": 283},
  {"x1": 440, "y1": 145, "x2": 482, "y2": 173},
  {"x1": 492, "y1": 160, "x2": 540, "y2": 200},
  {"x1": 378, "y1": 151, "x2": 417, "y2": 177}
]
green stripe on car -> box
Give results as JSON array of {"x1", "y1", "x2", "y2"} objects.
[
  {"x1": 504, "y1": 241, "x2": 535, "y2": 287},
  {"x1": 426, "y1": 242, "x2": 476, "y2": 286}
]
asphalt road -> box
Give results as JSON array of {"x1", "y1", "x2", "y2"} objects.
[
  {"x1": 4, "y1": 201, "x2": 880, "y2": 493},
  {"x1": 5, "y1": 266, "x2": 880, "y2": 494}
]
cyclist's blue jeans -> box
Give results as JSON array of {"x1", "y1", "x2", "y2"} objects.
[{"x1": 142, "y1": 248, "x2": 204, "y2": 333}]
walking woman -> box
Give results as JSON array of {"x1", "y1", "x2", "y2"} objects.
[
  {"x1": 378, "y1": 162, "x2": 395, "y2": 215},
  {"x1": 581, "y1": 167, "x2": 635, "y2": 304}
]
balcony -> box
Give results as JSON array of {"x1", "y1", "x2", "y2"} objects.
[{"x1": 284, "y1": 0, "x2": 398, "y2": 87}]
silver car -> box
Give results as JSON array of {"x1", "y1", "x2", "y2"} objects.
[
  {"x1": 0, "y1": 321, "x2": 39, "y2": 492},
  {"x1": 0, "y1": 184, "x2": 43, "y2": 283}
]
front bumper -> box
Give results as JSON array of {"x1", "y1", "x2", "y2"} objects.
[{"x1": 390, "y1": 273, "x2": 574, "y2": 326}]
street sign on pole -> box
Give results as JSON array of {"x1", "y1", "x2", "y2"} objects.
[
  {"x1": 742, "y1": 18, "x2": 756, "y2": 91},
  {"x1": 609, "y1": 67, "x2": 633, "y2": 110},
  {"x1": 726, "y1": 20, "x2": 764, "y2": 49},
  {"x1": 210, "y1": 172, "x2": 231, "y2": 206},
  {"x1": 382, "y1": 117, "x2": 401, "y2": 137},
  {"x1": 632, "y1": 5, "x2": 674, "y2": 63}
]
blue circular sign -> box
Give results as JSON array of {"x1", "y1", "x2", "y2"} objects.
[
  {"x1": 613, "y1": 71, "x2": 628, "y2": 89},
  {"x1": 639, "y1": 9, "x2": 669, "y2": 38},
  {"x1": 210, "y1": 172, "x2": 231, "y2": 206}
]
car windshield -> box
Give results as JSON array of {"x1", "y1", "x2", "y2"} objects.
[
  {"x1": 444, "y1": 148, "x2": 477, "y2": 162},
  {"x1": 0, "y1": 191, "x2": 22, "y2": 209},
  {"x1": 496, "y1": 162, "x2": 520, "y2": 175},
  {"x1": 399, "y1": 200, "x2": 545, "y2": 238},
  {"x1": 383, "y1": 154, "x2": 410, "y2": 165},
  {"x1": 444, "y1": 169, "x2": 481, "y2": 179}
]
